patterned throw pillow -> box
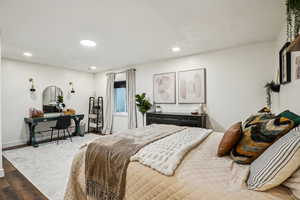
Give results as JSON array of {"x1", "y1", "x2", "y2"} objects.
[
  {"x1": 242, "y1": 113, "x2": 274, "y2": 130},
  {"x1": 231, "y1": 116, "x2": 294, "y2": 164},
  {"x1": 241, "y1": 107, "x2": 273, "y2": 131}
]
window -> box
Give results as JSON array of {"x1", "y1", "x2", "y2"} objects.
[{"x1": 114, "y1": 80, "x2": 127, "y2": 113}]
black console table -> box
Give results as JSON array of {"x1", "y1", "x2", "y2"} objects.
[
  {"x1": 24, "y1": 114, "x2": 84, "y2": 147},
  {"x1": 146, "y1": 112, "x2": 207, "y2": 128}
]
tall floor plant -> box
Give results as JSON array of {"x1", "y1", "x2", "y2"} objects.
[{"x1": 135, "y1": 93, "x2": 152, "y2": 127}]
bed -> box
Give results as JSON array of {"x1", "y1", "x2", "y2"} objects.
[{"x1": 64, "y1": 124, "x2": 294, "y2": 200}]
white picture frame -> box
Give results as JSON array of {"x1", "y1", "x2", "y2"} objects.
[
  {"x1": 178, "y1": 68, "x2": 206, "y2": 104},
  {"x1": 153, "y1": 72, "x2": 176, "y2": 104}
]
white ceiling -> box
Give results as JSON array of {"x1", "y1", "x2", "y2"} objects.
[{"x1": 0, "y1": 0, "x2": 285, "y2": 72}]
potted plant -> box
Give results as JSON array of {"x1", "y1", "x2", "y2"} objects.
[
  {"x1": 265, "y1": 81, "x2": 280, "y2": 93},
  {"x1": 265, "y1": 81, "x2": 280, "y2": 108},
  {"x1": 57, "y1": 95, "x2": 66, "y2": 112},
  {"x1": 156, "y1": 105, "x2": 162, "y2": 113},
  {"x1": 135, "y1": 93, "x2": 152, "y2": 127}
]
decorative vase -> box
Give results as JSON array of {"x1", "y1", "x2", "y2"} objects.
[
  {"x1": 156, "y1": 105, "x2": 162, "y2": 113},
  {"x1": 198, "y1": 104, "x2": 206, "y2": 114}
]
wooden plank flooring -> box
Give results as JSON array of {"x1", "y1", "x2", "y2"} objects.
[{"x1": 0, "y1": 157, "x2": 48, "y2": 200}]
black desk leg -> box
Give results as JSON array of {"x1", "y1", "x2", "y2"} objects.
[
  {"x1": 73, "y1": 118, "x2": 84, "y2": 137},
  {"x1": 28, "y1": 123, "x2": 39, "y2": 148}
]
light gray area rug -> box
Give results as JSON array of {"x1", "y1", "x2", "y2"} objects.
[{"x1": 3, "y1": 134, "x2": 100, "y2": 200}]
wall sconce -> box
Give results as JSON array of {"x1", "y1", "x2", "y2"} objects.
[
  {"x1": 69, "y1": 82, "x2": 75, "y2": 93},
  {"x1": 29, "y1": 78, "x2": 36, "y2": 92}
]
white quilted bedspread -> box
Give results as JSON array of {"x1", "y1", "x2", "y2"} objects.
[{"x1": 130, "y1": 127, "x2": 212, "y2": 175}]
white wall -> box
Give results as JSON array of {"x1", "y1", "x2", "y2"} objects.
[
  {"x1": 2, "y1": 59, "x2": 95, "y2": 148},
  {"x1": 0, "y1": 41, "x2": 279, "y2": 149},
  {"x1": 272, "y1": 19, "x2": 300, "y2": 115},
  {"x1": 0, "y1": 34, "x2": 4, "y2": 177},
  {"x1": 95, "y1": 42, "x2": 276, "y2": 132}
]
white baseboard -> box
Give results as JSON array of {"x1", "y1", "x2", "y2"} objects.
[
  {"x1": 3, "y1": 140, "x2": 27, "y2": 149},
  {"x1": 3, "y1": 133, "x2": 87, "y2": 149},
  {"x1": 0, "y1": 168, "x2": 4, "y2": 177},
  {"x1": 3, "y1": 134, "x2": 52, "y2": 148}
]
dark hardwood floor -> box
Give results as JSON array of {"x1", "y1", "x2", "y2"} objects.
[{"x1": 0, "y1": 157, "x2": 48, "y2": 200}]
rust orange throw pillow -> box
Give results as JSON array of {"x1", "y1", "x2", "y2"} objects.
[{"x1": 217, "y1": 122, "x2": 242, "y2": 157}]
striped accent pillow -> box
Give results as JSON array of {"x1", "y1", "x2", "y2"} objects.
[{"x1": 247, "y1": 130, "x2": 300, "y2": 191}]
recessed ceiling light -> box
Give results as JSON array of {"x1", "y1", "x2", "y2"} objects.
[
  {"x1": 80, "y1": 40, "x2": 96, "y2": 47},
  {"x1": 172, "y1": 47, "x2": 181, "y2": 52},
  {"x1": 23, "y1": 52, "x2": 33, "y2": 57},
  {"x1": 89, "y1": 66, "x2": 97, "y2": 70}
]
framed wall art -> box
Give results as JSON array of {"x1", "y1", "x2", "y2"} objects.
[
  {"x1": 178, "y1": 68, "x2": 206, "y2": 104},
  {"x1": 291, "y1": 51, "x2": 300, "y2": 80},
  {"x1": 279, "y1": 42, "x2": 291, "y2": 84},
  {"x1": 153, "y1": 72, "x2": 176, "y2": 104}
]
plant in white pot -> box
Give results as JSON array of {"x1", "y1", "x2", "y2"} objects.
[
  {"x1": 265, "y1": 81, "x2": 280, "y2": 109},
  {"x1": 135, "y1": 93, "x2": 152, "y2": 127}
]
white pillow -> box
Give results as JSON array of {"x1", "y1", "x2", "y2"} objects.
[{"x1": 247, "y1": 130, "x2": 300, "y2": 191}]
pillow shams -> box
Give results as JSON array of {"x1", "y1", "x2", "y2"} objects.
[{"x1": 247, "y1": 131, "x2": 300, "y2": 191}]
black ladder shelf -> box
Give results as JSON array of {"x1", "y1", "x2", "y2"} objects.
[{"x1": 88, "y1": 97, "x2": 104, "y2": 134}]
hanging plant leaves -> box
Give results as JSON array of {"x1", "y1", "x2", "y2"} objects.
[{"x1": 287, "y1": 0, "x2": 300, "y2": 40}]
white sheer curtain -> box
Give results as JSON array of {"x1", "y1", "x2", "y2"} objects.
[
  {"x1": 103, "y1": 73, "x2": 115, "y2": 134},
  {"x1": 126, "y1": 69, "x2": 137, "y2": 129}
]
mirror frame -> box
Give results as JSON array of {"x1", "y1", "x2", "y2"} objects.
[{"x1": 42, "y1": 86, "x2": 64, "y2": 113}]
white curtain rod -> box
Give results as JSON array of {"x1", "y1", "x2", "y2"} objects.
[{"x1": 106, "y1": 68, "x2": 136, "y2": 75}]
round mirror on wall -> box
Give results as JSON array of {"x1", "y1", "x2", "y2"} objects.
[{"x1": 42, "y1": 86, "x2": 63, "y2": 113}]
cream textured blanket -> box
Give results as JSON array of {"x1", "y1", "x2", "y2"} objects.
[{"x1": 131, "y1": 127, "x2": 212, "y2": 175}]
